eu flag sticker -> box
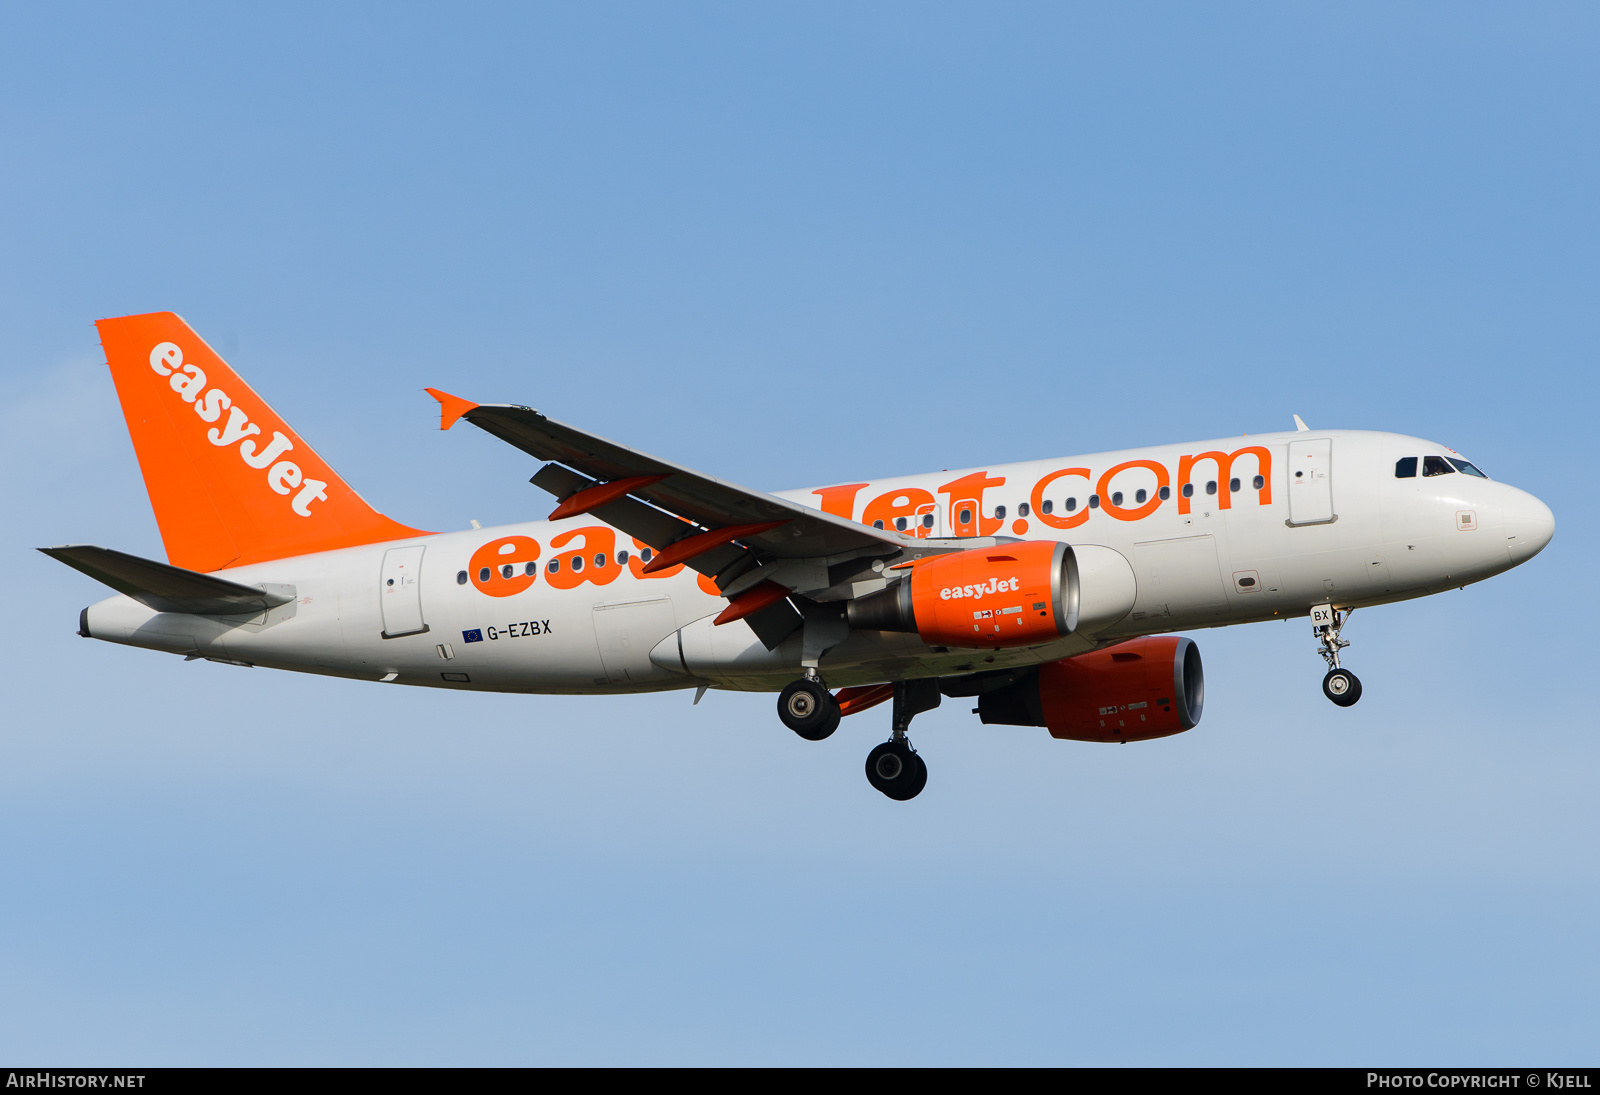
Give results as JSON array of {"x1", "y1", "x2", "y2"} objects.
[{"x1": 462, "y1": 629, "x2": 484, "y2": 643}]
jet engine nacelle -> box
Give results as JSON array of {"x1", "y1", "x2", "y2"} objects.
[
  {"x1": 847, "y1": 541, "x2": 1136, "y2": 649},
  {"x1": 977, "y1": 636, "x2": 1204, "y2": 742}
]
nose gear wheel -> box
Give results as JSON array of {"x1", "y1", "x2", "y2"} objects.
[
  {"x1": 1322, "y1": 667, "x2": 1362, "y2": 706},
  {"x1": 1313, "y1": 607, "x2": 1362, "y2": 706}
]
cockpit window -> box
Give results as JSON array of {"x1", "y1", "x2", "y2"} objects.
[
  {"x1": 1394, "y1": 457, "x2": 1417, "y2": 478},
  {"x1": 1448, "y1": 457, "x2": 1488, "y2": 479},
  {"x1": 1423, "y1": 456, "x2": 1455, "y2": 477}
]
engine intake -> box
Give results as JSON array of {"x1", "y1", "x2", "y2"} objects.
[{"x1": 978, "y1": 636, "x2": 1204, "y2": 742}]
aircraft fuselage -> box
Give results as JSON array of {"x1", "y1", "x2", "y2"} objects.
[{"x1": 80, "y1": 428, "x2": 1554, "y2": 694}]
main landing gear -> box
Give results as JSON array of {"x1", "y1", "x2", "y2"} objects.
[
  {"x1": 777, "y1": 674, "x2": 841, "y2": 741},
  {"x1": 865, "y1": 679, "x2": 939, "y2": 801},
  {"x1": 1315, "y1": 606, "x2": 1362, "y2": 707},
  {"x1": 777, "y1": 674, "x2": 937, "y2": 801}
]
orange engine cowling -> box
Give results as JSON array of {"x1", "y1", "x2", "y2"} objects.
[
  {"x1": 847, "y1": 540, "x2": 1073, "y2": 649},
  {"x1": 977, "y1": 636, "x2": 1204, "y2": 742}
]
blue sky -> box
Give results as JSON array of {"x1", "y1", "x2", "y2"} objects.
[{"x1": 2, "y1": 2, "x2": 1595, "y2": 1064}]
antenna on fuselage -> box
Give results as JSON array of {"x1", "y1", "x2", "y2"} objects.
[{"x1": 1293, "y1": 415, "x2": 1311, "y2": 432}]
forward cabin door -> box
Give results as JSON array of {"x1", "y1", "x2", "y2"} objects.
[
  {"x1": 1287, "y1": 439, "x2": 1336, "y2": 526},
  {"x1": 380, "y1": 545, "x2": 428, "y2": 638}
]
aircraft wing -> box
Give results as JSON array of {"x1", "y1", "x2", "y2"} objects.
[{"x1": 427, "y1": 390, "x2": 998, "y2": 611}]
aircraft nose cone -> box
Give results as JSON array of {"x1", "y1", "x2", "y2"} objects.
[{"x1": 1505, "y1": 489, "x2": 1555, "y2": 564}]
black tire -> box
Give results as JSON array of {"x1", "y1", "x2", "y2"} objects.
[
  {"x1": 1322, "y1": 668, "x2": 1362, "y2": 707},
  {"x1": 865, "y1": 740, "x2": 925, "y2": 801},
  {"x1": 778, "y1": 679, "x2": 840, "y2": 740},
  {"x1": 903, "y1": 752, "x2": 928, "y2": 798}
]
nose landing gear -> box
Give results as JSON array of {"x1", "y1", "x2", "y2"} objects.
[
  {"x1": 1313, "y1": 605, "x2": 1362, "y2": 707},
  {"x1": 1322, "y1": 667, "x2": 1361, "y2": 705}
]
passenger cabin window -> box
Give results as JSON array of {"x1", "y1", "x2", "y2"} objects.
[
  {"x1": 1064, "y1": 497, "x2": 1077, "y2": 511},
  {"x1": 1448, "y1": 458, "x2": 1488, "y2": 478},
  {"x1": 1205, "y1": 480, "x2": 1217, "y2": 496},
  {"x1": 524, "y1": 562, "x2": 537, "y2": 576},
  {"x1": 922, "y1": 513, "x2": 934, "y2": 528},
  {"x1": 1252, "y1": 475, "x2": 1265, "y2": 490},
  {"x1": 457, "y1": 570, "x2": 469, "y2": 585},
  {"x1": 500, "y1": 563, "x2": 514, "y2": 579},
  {"x1": 547, "y1": 560, "x2": 560, "y2": 573},
  {"x1": 594, "y1": 553, "x2": 607, "y2": 568},
  {"x1": 571, "y1": 556, "x2": 584, "y2": 572},
  {"x1": 616, "y1": 550, "x2": 630, "y2": 565},
  {"x1": 1423, "y1": 456, "x2": 1455, "y2": 477},
  {"x1": 1228, "y1": 477, "x2": 1240, "y2": 492},
  {"x1": 1159, "y1": 486, "x2": 1170, "y2": 501},
  {"x1": 1042, "y1": 500, "x2": 1054, "y2": 514},
  {"x1": 958, "y1": 507, "x2": 972, "y2": 524},
  {"x1": 1395, "y1": 457, "x2": 1417, "y2": 478},
  {"x1": 895, "y1": 516, "x2": 907, "y2": 531},
  {"x1": 1088, "y1": 494, "x2": 1100, "y2": 508},
  {"x1": 479, "y1": 567, "x2": 491, "y2": 583},
  {"x1": 640, "y1": 548, "x2": 653, "y2": 562},
  {"x1": 994, "y1": 505, "x2": 1006, "y2": 520},
  {"x1": 1110, "y1": 492, "x2": 1123, "y2": 506},
  {"x1": 1018, "y1": 503, "x2": 1030, "y2": 517},
  {"x1": 1182, "y1": 483, "x2": 1194, "y2": 498},
  {"x1": 1135, "y1": 489, "x2": 1147, "y2": 504}
]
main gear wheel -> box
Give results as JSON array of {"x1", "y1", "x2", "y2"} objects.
[
  {"x1": 865, "y1": 740, "x2": 927, "y2": 800},
  {"x1": 778, "y1": 678, "x2": 841, "y2": 740}
]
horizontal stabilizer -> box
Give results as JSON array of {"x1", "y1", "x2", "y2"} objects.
[{"x1": 39, "y1": 544, "x2": 294, "y2": 616}]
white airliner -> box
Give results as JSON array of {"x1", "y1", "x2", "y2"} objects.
[{"x1": 45, "y1": 313, "x2": 1556, "y2": 800}]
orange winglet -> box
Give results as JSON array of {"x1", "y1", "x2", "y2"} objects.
[
  {"x1": 713, "y1": 581, "x2": 791, "y2": 626},
  {"x1": 642, "y1": 520, "x2": 788, "y2": 574},
  {"x1": 548, "y1": 474, "x2": 670, "y2": 522},
  {"x1": 425, "y1": 387, "x2": 479, "y2": 431},
  {"x1": 834, "y1": 683, "x2": 896, "y2": 717}
]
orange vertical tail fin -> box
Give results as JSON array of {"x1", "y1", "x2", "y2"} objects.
[{"x1": 96, "y1": 312, "x2": 427, "y2": 572}]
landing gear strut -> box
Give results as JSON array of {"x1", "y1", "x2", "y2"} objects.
[
  {"x1": 1314, "y1": 606, "x2": 1362, "y2": 707},
  {"x1": 865, "y1": 679, "x2": 939, "y2": 801},
  {"x1": 778, "y1": 674, "x2": 841, "y2": 740}
]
